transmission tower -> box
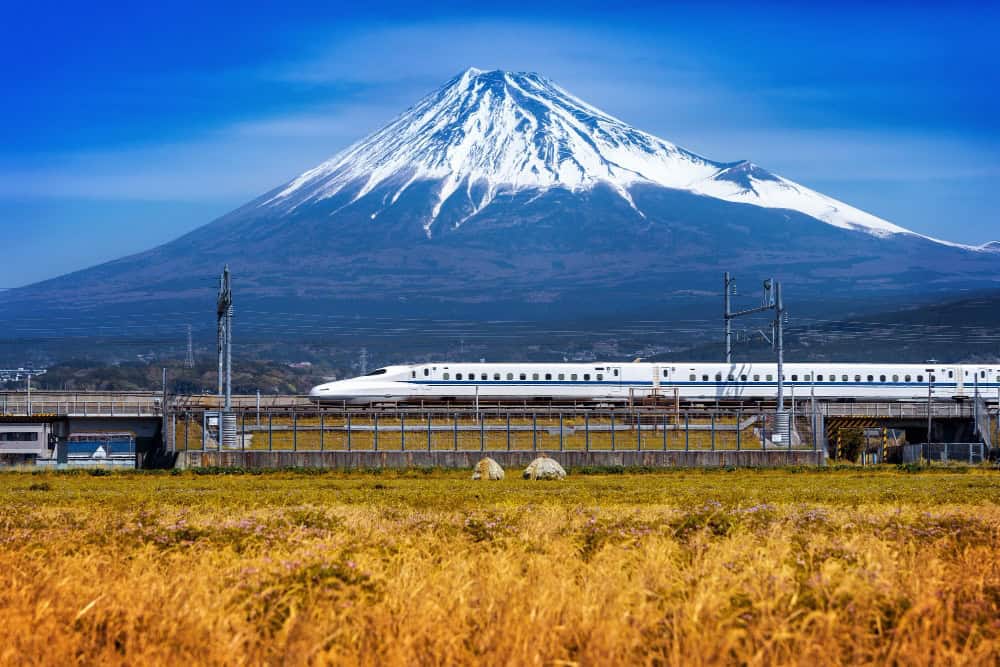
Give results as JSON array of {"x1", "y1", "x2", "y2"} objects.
[{"x1": 184, "y1": 325, "x2": 195, "y2": 368}]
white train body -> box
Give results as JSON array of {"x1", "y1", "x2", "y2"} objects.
[{"x1": 309, "y1": 362, "x2": 1000, "y2": 404}]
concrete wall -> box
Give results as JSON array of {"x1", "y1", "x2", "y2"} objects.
[{"x1": 177, "y1": 449, "x2": 826, "y2": 470}]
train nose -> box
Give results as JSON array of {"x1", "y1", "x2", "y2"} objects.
[{"x1": 309, "y1": 382, "x2": 344, "y2": 399}]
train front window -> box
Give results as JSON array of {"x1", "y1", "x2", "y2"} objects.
[{"x1": 365, "y1": 368, "x2": 388, "y2": 376}]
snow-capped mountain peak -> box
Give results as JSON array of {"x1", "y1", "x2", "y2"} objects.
[{"x1": 263, "y1": 68, "x2": 945, "y2": 243}]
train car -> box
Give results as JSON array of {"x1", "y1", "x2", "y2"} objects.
[{"x1": 309, "y1": 362, "x2": 1000, "y2": 404}]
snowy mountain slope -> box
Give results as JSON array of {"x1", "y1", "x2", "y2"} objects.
[{"x1": 262, "y1": 67, "x2": 954, "y2": 244}]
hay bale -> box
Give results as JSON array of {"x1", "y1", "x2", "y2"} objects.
[
  {"x1": 522, "y1": 454, "x2": 566, "y2": 480},
  {"x1": 472, "y1": 457, "x2": 505, "y2": 480}
]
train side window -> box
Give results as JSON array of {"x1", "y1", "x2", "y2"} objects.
[
  {"x1": 817, "y1": 374, "x2": 823, "y2": 381},
  {"x1": 981, "y1": 371, "x2": 986, "y2": 378},
  {"x1": 613, "y1": 369, "x2": 619, "y2": 377},
  {"x1": 493, "y1": 373, "x2": 500, "y2": 381},
  {"x1": 867, "y1": 375, "x2": 874, "y2": 382},
  {"x1": 879, "y1": 375, "x2": 886, "y2": 382},
  {"x1": 766, "y1": 374, "x2": 773, "y2": 381},
  {"x1": 519, "y1": 373, "x2": 526, "y2": 380},
  {"x1": 411, "y1": 371, "x2": 416, "y2": 378},
  {"x1": 727, "y1": 374, "x2": 735, "y2": 381},
  {"x1": 663, "y1": 369, "x2": 669, "y2": 377},
  {"x1": 558, "y1": 373, "x2": 565, "y2": 380},
  {"x1": 948, "y1": 370, "x2": 954, "y2": 378},
  {"x1": 584, "y1": 373, "x2": 591, "y2": 381},
  {"x1": 597, "y1": 373, "x2": 604, "y2": 381},
  {"x1": 690, "y1": 374, "x2": 696, "y2": 381},
  {"x1": 424, "y1": 369, "x2": 429, "y2": 376},
  {"x1": 791, "y1": 374, "x2": 798, "y2": 381},
  {"x1": 904, "y1": 375, "x2": 911, "y2": 382},
  {"x1": 804, "y1": 374, "x2": 811, "y2": 381},
  {"x1": 532, "y1": 373, "x2": 539, "y2": 381},
  {"x1": 507, "y1": 373, "x2": 513, "y2": 380},
  {"x1": 571, "y1": 373, "x2": 578, "y2": 381},
  {"x1": 753, "y1": 374, "x2": 760, "y2": 381},
  {"x1": 715, "y1": 373, "x2": 722, "y2": 382},
  {"x1": 544, "y1": 373, "x2": 552, "y2": 381},
  {"x1": 703, "y1": 374, "x2": 709, "y2": 381},
  {"x1": 443, "y1": 373, "x2": 450, "y2": 380},
  {"x1": 842, "y1": 374, "x2": 848, "y2": 382},
  {"x1": 740, "y1": 374, "x2": 747, "y2": 381},
  {"x1": 481, "y1": 373, "x2": 487, "y2": 381},
  {"x1": 892, "y1": 374, "x2": 899, "y2": 382},
  {"x1": 916, "y1": 374, "x2": 923, "y2": 382}
]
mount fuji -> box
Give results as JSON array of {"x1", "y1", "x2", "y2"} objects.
[{"x1": 3, "y1": 68, "x2": 999, "y2": 336}]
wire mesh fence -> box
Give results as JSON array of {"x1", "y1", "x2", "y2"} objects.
[{"x1": 167, "y1": 407, "x2": 825, "y2": 453}]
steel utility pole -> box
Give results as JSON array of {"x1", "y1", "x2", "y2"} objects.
[
  {"x1": 216, "y1": 266, "x2": 233, "y2": 412},
  {"x1": 926, "y1": 368, "x2": 934, "y2": 443},
  {"x1": 724, "y1": 272, "x2": 734, "y2": 364},
  {"x1": 722, "y1": 274, "x2": 787, "y2": 442}
]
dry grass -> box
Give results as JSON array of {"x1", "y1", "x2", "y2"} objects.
[{"x1": 1, "y1": 467, "x2": 999, "y2": 665}]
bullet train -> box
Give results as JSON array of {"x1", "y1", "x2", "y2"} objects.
[{"x1": 309, "y1": 362, "x2": 1000, "y2": 404}]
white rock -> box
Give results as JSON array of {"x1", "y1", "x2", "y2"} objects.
[
  {"x1": 522, "y1": 455, "x2": 566, "y2": 480},
  {"x1": 471, "y1": 457, "x2": 505, "y2": 480}
]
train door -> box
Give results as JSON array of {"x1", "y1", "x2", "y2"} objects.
[
  {"x1": 652, "y1": 365, "x2": 661, "y2": 397},
  {"x1": 953, "y1": 367, "x2": 964, "y2": 398},
  {"x1": 607, "y1": 366, "x2": 622, "y2": 387}
]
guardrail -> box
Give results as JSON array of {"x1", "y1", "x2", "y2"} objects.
[{"x1": 820, "y1": 402, "x2": 976, "y2": 419}]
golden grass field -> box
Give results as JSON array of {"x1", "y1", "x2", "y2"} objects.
[{"x1": 2, "y1": 466, "x2": 999, "y2": 665}]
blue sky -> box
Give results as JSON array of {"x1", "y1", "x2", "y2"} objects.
[{"x1": 3, "y1": 1, "x2": 999, "y2": 286}]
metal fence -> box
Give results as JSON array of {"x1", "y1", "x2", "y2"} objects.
[
  {"x1": 900, "y1": 443, "x2": 986, "y2": 465},
  {"x1": 0, "y1": 393, "x2": 162, "y2": 417},
  {"x1": 166, "y1": 407, "x2": 824, "y2": 454}
]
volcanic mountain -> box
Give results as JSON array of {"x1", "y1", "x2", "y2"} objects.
[{"x1": 4, "y1": 68, "x2": 999, "y2": 330}]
